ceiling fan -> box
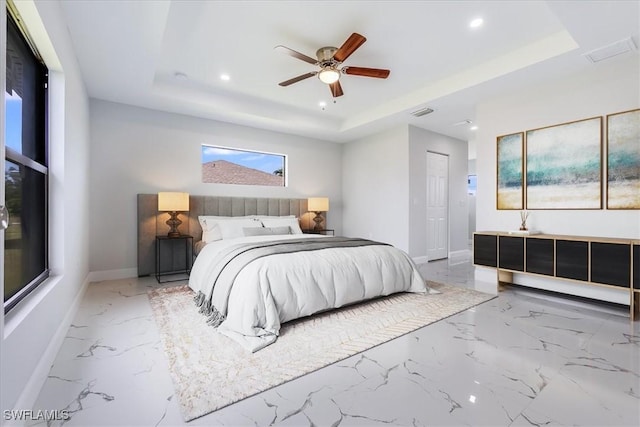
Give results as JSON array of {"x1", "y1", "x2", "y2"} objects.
[{"x1": 275, "y1": 33, "x2": 390, "y2": 98}]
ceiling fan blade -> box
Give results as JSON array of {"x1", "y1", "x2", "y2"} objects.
[
  {"x1": 333, "y1": 33, "x2": 366, "y2": 62},
  {"x1": 329, "y1": 81, "x2": 344, "y2": 98},
  {"x1": 278, "y1": 72, "x2": 317, "y2": 87},
  {"x1": 343, "y1": 66, "x2": 390, "y2": 79},
  {"x1": 274, "y1": 45, "x2": 318, "y2": 65}
]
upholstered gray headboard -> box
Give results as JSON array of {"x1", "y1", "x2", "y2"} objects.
[{"x1": 137, "y1": 194, "x2": 319, "y2": 276}]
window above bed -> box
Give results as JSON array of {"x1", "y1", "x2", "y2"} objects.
[{"x1": 202, "y1": 145, "x2": 287, "y2": 187}]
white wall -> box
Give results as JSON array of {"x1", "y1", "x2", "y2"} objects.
[
  {"x1": 342, "y1": 125, "x2": 468, "y2": 258},
  {"x1": 89, "y1": 100, "x2": 343, "y2": 275},
  {"x1": 476, "y1": 54, "x2": 640, "y2": 238},
  {"x1": 1, "y1": 0, "x2": 91, "y2": 411},
  {"x1": 475, "y1": 53, "x2": 640, "y2": 302},
  {"x1": 408, "y1": 126, "x2": 469, "y2": 258},
  {"x1": 342, "y1": 126, "x2": 410, "y2": 250}
]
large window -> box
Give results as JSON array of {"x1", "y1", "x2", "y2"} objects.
[
  {"x1": 201, "y1": 145, "x2": 287, "y2": 187},
  {"x1": 4, "y1": 6, "x2": 48, "y2": 313}
]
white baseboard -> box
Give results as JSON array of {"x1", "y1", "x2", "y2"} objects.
[
  {"x1": 10, "y1": 275, "x2": 90, "y2": 421},
  {"x1": 413, "y1": 249, "x2": 470, "y2": 265},
  {"x1": 449, "y1": 249, "x2": 471, "y2": 259},
  {"x1": 87, "y1": 267, "x2": 138, "y2": 283},
  {"x1": 412, "y1": 256, "x2": 428, "y2": 264},
  {"x1": 511, "y1": 273, "x2": 630, "y2": 306}
]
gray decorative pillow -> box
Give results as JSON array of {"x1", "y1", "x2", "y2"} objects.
[{"x1": 243, "y1": 226, "x2": 292, "y2": 236}]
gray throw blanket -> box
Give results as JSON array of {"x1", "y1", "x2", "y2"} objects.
[{"x1": 194, "y1": 237, "x2": 389, "y2": 326}]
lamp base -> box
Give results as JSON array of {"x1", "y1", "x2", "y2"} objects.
[
  {"x1": 166, "y1": 211, "x2": 182, "y2": 237},
  {"x1": 313, "y1": 212, "x2": 324, "y2": 231}
]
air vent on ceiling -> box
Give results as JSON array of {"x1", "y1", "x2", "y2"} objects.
[
  {"x1": 583, "y1": 37, "x2": 637, "y2": 63},
  {"x1": 411, "y1": 107, "x2": 434, "y2": 117}
]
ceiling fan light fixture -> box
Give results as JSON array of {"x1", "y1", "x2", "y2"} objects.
[
  {"x1": 276, "y1": 33, "x2": 388, "y2": 97},
  {"x1": 318, "y1": 68, "x2": 340, "y2": 84}
]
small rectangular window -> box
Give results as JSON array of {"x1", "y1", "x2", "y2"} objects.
[
  {"x1": 201, "y1": 145, "x2": 286, "y2": 187},
  {"x1": 468, "y1": 175, "x2": 477, "y2": 196}
]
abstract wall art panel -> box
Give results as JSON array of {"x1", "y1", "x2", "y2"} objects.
[
  {"x1": 496, "y1": 132, "x2": 524, "y2": 210},
  {"x1": 607, "y1": 109, "x2": 640, "y2": 209},
  {"x1": 526, "y1": 117, "x2": 602, "y2": 209}
]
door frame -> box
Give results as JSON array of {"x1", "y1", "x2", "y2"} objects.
[{"x1": 426, "y1": 150, "x2": 450, "y2": 261}]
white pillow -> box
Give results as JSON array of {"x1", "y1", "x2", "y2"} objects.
[
  {"x1": 251, "y1": 215, "x2": 295, "y2": 219},
  {"x1": 261, "y1": 217, "x2": 303, "y2": 234},
  {"x1": 217, "y1": 218, "x2": 263, "y2": 240},
  {"x1": 202, "y1": 229, "x2": 218, "y2": 244},
  {"x1": 243, "y1": 226, "x2": 292, "y2": 236},
  {"x1": 198, "y1": 216, "x2": 260, "y2": 243},
  {"x1": 199, "y1": 216, "x2": 224, "y2": 243}
]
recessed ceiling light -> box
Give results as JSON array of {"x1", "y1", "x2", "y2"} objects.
[
  {"x1": 220, "y1": 74, "x2": 230, "y2": 81},
  {"x1": 411, "y1": 107, "x2": 435, "y2": 117},
  {"x1": 319, "y1": 101, "x2": 327, "y2": 109},
  {"x1": 470, "y1": 125, "x2": 478, "y2": 131},
  {"x1": 174, "y1": 72, "x2": 188, "y2": 80},
  {"x1": 469, "y1": 17, "x2": 483, "y2": 28}
]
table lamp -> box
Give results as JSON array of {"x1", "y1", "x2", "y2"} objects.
[
  {"x1": 158, "y1": 192, "x2": 189, "y2": 237},
  {"x1": 308, "y1": 197, "x2": 329, "y2": 231}
]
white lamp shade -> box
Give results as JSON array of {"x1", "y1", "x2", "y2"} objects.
[
  {"x1": 308, "y1": 197, "x2": 329, "y2": 212},
  {"x1": 158, "y1": 192, "x2": 189, "y2": 212}
]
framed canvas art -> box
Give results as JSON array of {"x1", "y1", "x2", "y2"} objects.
[
  {"x1": 526, "y1": 117, "x2": 602, "y2": 209},
  {"x1": 496, "y1": 132, "x2": 524, "y2": 210},
  {"x1": 607, "y1": 109, "x2": 640, "y2": 209}
]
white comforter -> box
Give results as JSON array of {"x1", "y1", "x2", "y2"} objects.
[{"x1": 189, "y1": 234, "x2": 427, "y2": 352}]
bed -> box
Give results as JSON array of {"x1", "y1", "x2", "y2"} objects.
[{"x1": 137, "y1": 195, "x2": 428, "y2": 352}]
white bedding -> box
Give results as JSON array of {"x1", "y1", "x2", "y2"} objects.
[{"x1": 188, "y1": 234, "x2": 427, "y2": 352}]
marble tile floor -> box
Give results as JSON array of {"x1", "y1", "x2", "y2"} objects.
[{"x1": 29, "y1": 257, "x2": 639, "y2": 427}]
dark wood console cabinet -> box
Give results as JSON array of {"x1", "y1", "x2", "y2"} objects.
[
  {"x1": 556, "y1": 240, "x2": 589, "y2": 282},
  {"x1": 499, "y1": 236, "x2": 525, "y2": 272},
  {"x1": 525, "y1": 237, "x2": 554, "y2": 276},
  {"x1": 473, "y1": 234, "x2": 497, "y2": 267},
  {"x1": 473, "y1": 232, "x2": 640, "y2": 320},
  {"x1": 591, "y1": 242, "x2": 631, "y2": 288}
]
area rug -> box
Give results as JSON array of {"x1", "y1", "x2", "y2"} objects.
[{"x1": 148, "y1": 281, "x2": 495, "y2": 421}]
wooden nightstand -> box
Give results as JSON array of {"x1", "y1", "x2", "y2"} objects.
[
  {"x1": 155, "y1": 235, "x2": 194, "y2": 283},
  {"x1": 302, "y1": 229, "x2": 335, "y2": 236}
]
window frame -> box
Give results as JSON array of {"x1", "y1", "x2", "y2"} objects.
[
  {"x1": 201, "y1": 144, "x2": 288, "y2": 187},
  {"x1": 4, "y1": 3, "x2": 49, "y2": 313}
]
